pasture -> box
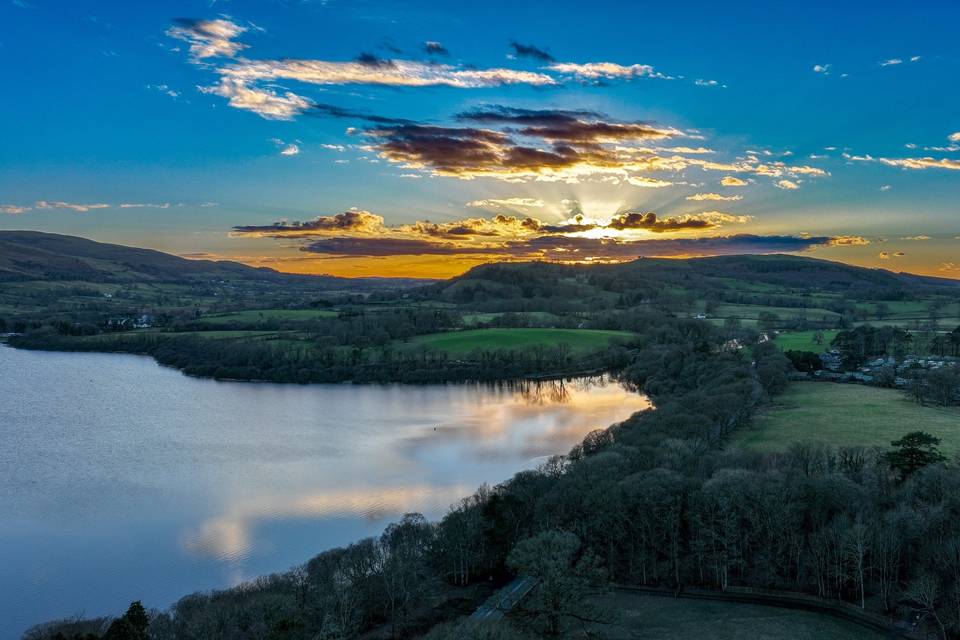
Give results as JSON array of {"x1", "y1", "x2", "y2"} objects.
[
  {"x1": 599, "y1": 591, "x2": 884, "y2": 640},
  {"x1": 400, "y1": 328, "x2": 633, "y2": 354},
  {"x1": 738, "y1": 382, "x2": 960, "y2": 454},
  {"x1": 774, "y1": 329, "x2": 840, "y2": 353}
]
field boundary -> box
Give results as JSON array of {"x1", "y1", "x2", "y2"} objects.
[{"x1": 612, "y1": 584, "x2": 923, "y2": 639}]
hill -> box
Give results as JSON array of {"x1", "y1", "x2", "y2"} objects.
[
  {"x1": 437, "y1": 254, "x2": 959, "y2": 300},
  {"x1": 0, "y1": 231, "x2": 424, "y2": 289}
]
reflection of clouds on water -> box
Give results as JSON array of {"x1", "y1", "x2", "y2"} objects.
[
  {"x1": 181, "y1": 484, "x2": 470, "y2": 562},
  {"x1": 181, "y1": 378, "x2": 649, "y2": 565},
  {"x1": 402, "y1": 377, "x2": 651, "y2": 459}
]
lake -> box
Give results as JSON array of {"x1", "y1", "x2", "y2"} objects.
[{"x1": 0, "y1": 345, "x2": 649, "y2": 638}]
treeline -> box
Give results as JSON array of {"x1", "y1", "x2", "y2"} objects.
[{"x1": 8, "y1": 329, "x2": 633, "y2": 384}]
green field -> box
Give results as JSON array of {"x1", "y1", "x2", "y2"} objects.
[
  {"x1": 738, "y1": 382, "x2": 960, "y2": 454},
  {"x1": 774, "y1": 330, "x2": 840, "y2": 353},
  {"x1": 198, "y1": 309, "x2": 338, "y2": 324},
  {"x1": 401, "y1": 328, "x2": 633, "y2": 354},
  {"x1": 599, "y1": 592, "x2": 883, "y2": 640}
]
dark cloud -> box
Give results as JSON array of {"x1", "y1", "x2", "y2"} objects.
[
  {"x1": 309, "y1": 103, "x2": 412, "y2": 125},
  {"x1": 354, "y1": 52, "x2": 395, "y2": 68},
  {"x1": 606, "y1": 211, "x2": 713, "y2": 233},
  {"x1": 459, "y1": 106, "x2": 673, "y2": 145},
  {"x1": 457, "y1": 106, "x2": 604, "y2": 125},
  {"x1": 424, "y1": 41, "x2": 449, "y2": 56},
  {"x1": 510, "y1": 41, "x2": 555, "y2": 62},
  {"x1": 360, "y1": 106, "x2": 679, "y2": 178},
  {"x1": 365, "y1": 124, "x2": 511, "y2": 175},
  {"x1": 233, "y1": 211, "x2": 383, "y2": 237},
  {"x1": 297, "y1": 233, "x2": 834, "y2": 260},
  {"x1": 303, "y1": 237, "x2": 482, "y2": 256}
]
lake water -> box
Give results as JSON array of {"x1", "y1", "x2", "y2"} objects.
[{"x1": 0, "y1": 345, "x2": 649, "y2": 638}]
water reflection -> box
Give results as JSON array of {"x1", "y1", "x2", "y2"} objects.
[{"x1": 0, "y1": 347, "x2": 648, "y2": 638}]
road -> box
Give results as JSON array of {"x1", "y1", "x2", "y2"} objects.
[{"x1": 469, "y1": 576, "x2": 537, "y2": 621}]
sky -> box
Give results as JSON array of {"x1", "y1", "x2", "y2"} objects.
[{"x1": 1, "y1": 0, "x2": 958, "y2": 279}]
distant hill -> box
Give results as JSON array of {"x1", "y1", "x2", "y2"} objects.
[
  {"x1": 0, "y1": 231, "x2": 424, "y2": 289},
  {"x1": 434, "y1": 254, "x2": 959, "y2": 301}
]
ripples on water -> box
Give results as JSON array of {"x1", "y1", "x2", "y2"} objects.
[{"x1": 0, "y1": 346, "x2": 649, "y2": 638}]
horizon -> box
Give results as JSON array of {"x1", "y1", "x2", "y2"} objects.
[
  {"x1": 2, "y1": 1, "x2": 959, "y2": 278},
  {"x1": 7, "y1": 227, "x2": 960, "y2": 284}
]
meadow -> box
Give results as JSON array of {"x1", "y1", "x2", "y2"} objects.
[
  {"x1": 773, "y1": 329, "x2": 840, "y2": 353},
  {"x1": 738, "y1": 381, "x2": 960, "y2": 454},
  {"x1": 400, "y1": 328, "x2": 633, "y2": 354},
  {"x1": 599, "y1": 592, "x2": 884, "y2": 640}
]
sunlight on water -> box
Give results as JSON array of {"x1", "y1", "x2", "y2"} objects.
[{"x1": 0, "y1": 346, "x2": 649, "y2": 638}]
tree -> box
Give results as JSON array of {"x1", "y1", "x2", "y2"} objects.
[
  {"x1": 883, "y1": 431, "x2": 946, "y2": 480},
  {"x1": 507, "y1": 531, "x2": 608, "y2": 637},
  {"x1": 100, "y1": 601, "x2": 150, "y2": 640},
  {"x1": 906, "y1": 573, "x2": 947, "y2": 640}
]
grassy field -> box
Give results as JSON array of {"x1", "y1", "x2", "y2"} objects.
[
  {"x1": 597, "y1": 592, "x2": 883, "y2": 639},
  {"x1": 738, "y1": 382, "x2": 960, "y2": 454},
  {"x1": 198, "y1": 309, "x2": 338, "y2": 324},
  {"x1": 774, "y1": 330, "x2": 839, "y2": 353},
  {"x1": 400, "y1": 328, "x2": 633, "y2": 354}
]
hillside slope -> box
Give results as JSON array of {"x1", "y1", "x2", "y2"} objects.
[
  {"x1": 0, "y1": 231, "x2": 421, "y2": 288},
  {"x1": 435, "y1": 254, "x2": 959, "y2": 301}
]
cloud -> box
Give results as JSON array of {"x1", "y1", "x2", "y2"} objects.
[
  {"x1": 547, "y1": 62, "x2": 671, "y2": 81},
  {"x1": 509, "y1": 41, "x2": 555, "y2": 62},
  {"x1": 467, "y1": 198, "x2": 545, "y2": 209},
  {"x1": 813, "y1": 64, "x2": 831, "y2": 74},
  {"x1": 1, "y1": 204, "x2": 30, "y2": 214},
  {"x1": 234, "y1": 206, "x2": 751, "y2": 244},
  {"x1": 949, "y1": 132, "x2": 960, "y2": 143},
  {"x1": 280, "y1": 143, "x2": 300, "y2": 156},
  {"x1": 845, "y1": 151, "x2": 960, "y2": 171},
  {"x1": 605, "y1": 211, "x2": 750, "y2": 233},
  {"x1": 941, "y1": 263, "x2": 960, "y2": 273},
  {"x1": 199, "y1": 77, "x2": 313, "y2": 120},
  {"x1": 198, "y1": 59, "x2": 557, "y2": 120},
  {"x1": 879, "y1": 157, "x2": 960, "y2": 171},
  {"x1": 878, "y1": 251, "x2": 906, "y2": 259},
  {"x1": 880, "y1": 184, "x2": 891, "y2": 191},
  {"x1": 686, "y1": 192, "x2": 743, "y2": 202},
  {"x1": 296, "y1": 233, "x2": 839, "y2": 261},
  {"x1": 627, "y1": 176, "x2": 673, "y2": 188},
  {"x1": 118, "y1": 202, "x2": 171, "y2": 209},
  {"x1": 901, "y1": 235, "x2": 931, "y2": 241},
  {"x1": 147, "y1": 83, "x2": 180, "y2": 99},
  {"x1": 166, "y1": 18, "x2": 248, "y2": 61},
  {"x1": 424, "y1": 41, "x2": 448, "y2": 56},
  {"x1": 216, "y1": 56, "x2": 557, "y2": 89},
  {"x1": 776, "y1": 179, "x2": 799, "y2": 190},
  {"x1": 879, "y1": 58, "x2": 903, "y2": 66},
  {"x1": 721, "y1": 176, "x2": 749, "y2": 186},
  {"x1": 357, "y1": 106, "x2": 827, "y2": 186},
  {"x1": 694, "y1": 79, "x2": 724, "y2": 87},
  {"x1": 828, "y1": 236, "x2": 871, "y2": 246},
  {"x1": 233, "y1": 210, "x2": 385, "y2": 237},
  {"x1": 34, "y1": 200, "x2": 110, "y2": 212}
]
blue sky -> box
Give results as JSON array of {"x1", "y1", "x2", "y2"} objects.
[{"x1": 1, "y1": 0, "x2": 958, "y2": 277}]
